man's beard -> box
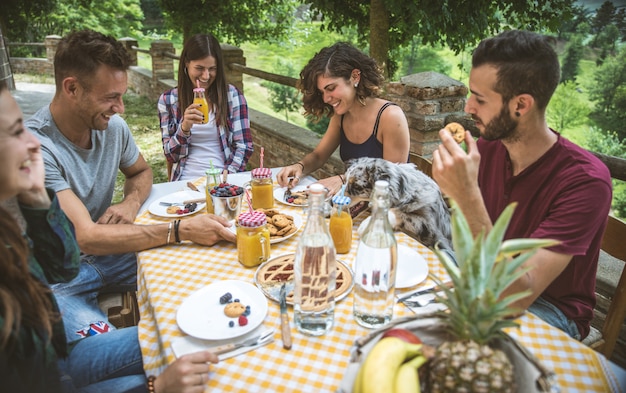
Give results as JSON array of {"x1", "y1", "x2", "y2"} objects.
[{"x1": 480, "y1": 105, "x2": 519, "y2": 142}]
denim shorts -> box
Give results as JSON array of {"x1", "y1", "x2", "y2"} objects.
[{"x1": 528, "y1": 296, "x2": 581, "y2": 340}]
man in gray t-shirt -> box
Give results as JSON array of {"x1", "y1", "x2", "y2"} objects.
[{"x1": 26, "y1": 31, "x2": 236, "y2": 347}]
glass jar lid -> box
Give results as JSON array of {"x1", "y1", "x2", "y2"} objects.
[
  {"x1": 332, "y1": 195, "x2": 351, "y2": 206},
  {"x1": 251, "y1": 167, "x2": 272, "y2": 179},
  {"x1": 238, "y1": 211, "x2": 267, "y2": 227}
]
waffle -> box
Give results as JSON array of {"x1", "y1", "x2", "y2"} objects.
[{"x1": 256, "y1": 254, "x2": 352, "y2": 306}]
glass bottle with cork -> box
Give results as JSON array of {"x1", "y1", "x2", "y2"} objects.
[
  {"x1": 293, "y1": 183, "x2": 336, "y2": 336},
  {"x1": 353, "y1": 180, "x2": 397, "y2": 328}
]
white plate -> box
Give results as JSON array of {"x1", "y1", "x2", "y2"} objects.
[
  {"x1": 395, "y1": 244, "x2": 429, "y2": 289},
  {"x1": 148, "y1": 190, "x2": 206, "y2": 218},
  {"x1": 227, "y1": 211, "x2": 304, "y2": 244},
  {"x1": 274, "y1": 185, "x2": 310, "y2": 207},
  {"x1": 176, "y1": 280, "x2": 268, "y2": 340}
]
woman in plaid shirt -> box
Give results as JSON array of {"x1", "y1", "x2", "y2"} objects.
[{"x1": 158, "y1": 33, "x2": 253, "y2": 181}]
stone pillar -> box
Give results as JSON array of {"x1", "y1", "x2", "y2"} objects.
[
  {"x1": 385, "y1": 71, "x2": 468, "y2": 157},
  {"x1": 150, "y1": 40, "x2": 175, "y2": 82},
  {"x1": 221, "y1": 43, "x2": 245, "y2": 92},
  {"x1": 45, "y1": 35, "x2": 61, "y2": 63},
  {"x1": 119, "y1": 37, "x2": 138, "y2": 66}
]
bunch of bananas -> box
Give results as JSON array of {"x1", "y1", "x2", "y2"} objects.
[{"x1": 352, "y1": 337, "x2": 427, "y2": 393}]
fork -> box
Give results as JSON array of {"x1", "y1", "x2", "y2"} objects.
[
  {"x1": 210, "y1": 329, "x2": 274, "y2": 355},
  {"x1": 402, "y1": 293, "x2": 437, "y2": 308}
]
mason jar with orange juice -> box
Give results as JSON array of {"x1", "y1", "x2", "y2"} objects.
[
  {"x1": 205, "y1": 168, "x2": 221, "y2": 214},
  {"x1": 329, "y1": 195, "x2": 352, "y2": 254},
  {"x1": 250, "y1": 167, "x2": 274, "y2": 210},
  {"x1": 236, "y1": 211, "x2": 270, "y2": 268},
  {"x1": 193, "y1": 87, "x2": 209, "y2": 124}
]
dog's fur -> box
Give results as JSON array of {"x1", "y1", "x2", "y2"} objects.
[{"x1": 345, "y1": 157, "x2": 452, "y2": 250}]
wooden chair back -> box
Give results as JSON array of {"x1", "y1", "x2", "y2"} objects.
[
  {"x1": 408, "y1": 152, "x2": 433, "y2": 178},
  {"x1": 587, "y1": 215, "x2": 626, "y2": 358}
]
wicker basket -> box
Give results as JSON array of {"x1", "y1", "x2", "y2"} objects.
[{"x1": 338, "y1": 312, "x2": 558, "y2": 393}]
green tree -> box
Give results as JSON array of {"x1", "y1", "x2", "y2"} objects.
[
  {"x1": 588, "y1": 47, "x2": 626, "y2": 137},
  {"x1": 263, "y1": 61, "x2": 300, "y2": 122},
  {"x1": 546, "y1": 82, "x2": 590, "y2": 132},
  {"x1": 560, "y1": 35, "x2": 584, "y2": 84},
  {"x1": 157, "y1": 0, "x2": 296, "y2": 44},
  {"x1": 591, "y1": 1, "x2": 616, "y2": 35},
  {"x1": 304, "y1": 0, "x2": 576, "y2": 78}
]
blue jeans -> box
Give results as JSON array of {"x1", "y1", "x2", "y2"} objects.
[
  {"x1": 528, "y1": 296, "x2": 581, "y2": 340},
  {"x1": 51, "y1": 252, "x2": 137, "y2": 344},
  {"x1": 58, "y1": 326, "x2": 146, "y2": 393}
]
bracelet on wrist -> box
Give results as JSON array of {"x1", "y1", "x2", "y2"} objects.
[
  {"x1": 174, "y1": 219, "x2": 182, "y2": 243},
  {"x1": 147, "y1": 375, "x2": 157, "y2": 393},
  {"x1": 338, "y1": 174, "x2": 346, "y2": 184},
  {"x1": 295, "y1": 162, "x2": 304, "y2": 172},
  {"x1": 166, "y1": 222, "x2": 173, "y2": 244}
]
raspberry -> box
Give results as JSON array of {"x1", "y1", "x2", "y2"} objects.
[{"x1": 238, "y1": 315, "x2": 248, "y2": 326}]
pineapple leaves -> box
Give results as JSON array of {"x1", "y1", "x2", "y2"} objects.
[{"x1": 432, "y1": 201, "x2": 560, "y2": 343}]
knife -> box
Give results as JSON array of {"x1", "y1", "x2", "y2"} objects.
[
  {"x1": 396, "y1": 280, "x2": 453, "y2": 303},
  {"x1": 279, "y1": 283, "x2": 292, "y2": 349}
]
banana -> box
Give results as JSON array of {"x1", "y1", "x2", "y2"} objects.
[
  {"x1": 352, "y1": 359, "x2": 365, "y2": 393},
  {"x1": 394, "y1": 355, "x2": 427, "y2": 393},
  {"x1": 361, "y1": 337, "x2": 423, "y2": 393}
]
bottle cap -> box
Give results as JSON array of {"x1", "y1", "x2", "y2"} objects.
[
  {"x1": 308, "y1": 183, "x2": 325, "y2": 194},
  {"x1": 374, "y1": 180, "x2": 389, "y2": 191},
  {"x1": 251, "y1": 167, "x2": 272, "y2": 179},
  {"x1": 238, "y1": 211, "x2": 267, "y2": 227},
  {"x1": 205, "y1": 168, "x2": 221, "y2": 176},
  {"x1": 193, "y1": 88, "x2": 205, "y2": 93},
  {"x1": 332, "y1": 195, "x2": 351, "y2": 206}
]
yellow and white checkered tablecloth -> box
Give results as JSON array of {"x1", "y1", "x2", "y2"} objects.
[{"x1": 134, "y1": 184, "x2": 620, "y2": 393}]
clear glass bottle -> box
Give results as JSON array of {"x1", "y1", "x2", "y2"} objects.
[
  {"x1": 353, "y1": 180, "x2": 397, "y2": 328},
  {"x1": 329, "y1": 195, "x2": 352, "y2": 254},
  {"x1": 294, "y1": 183, "x2": 337, "y2": 336},
  {"x1": 193, "y1": 87, "x2": 209, "y2": 124}
]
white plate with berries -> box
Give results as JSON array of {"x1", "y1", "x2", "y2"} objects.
[
  {"x1": 148, "y1": 190, "x2": 206, "y2": 218},
  {"x1": 177, "y1": 280, "x2": 269, "y2": 340},
  {"x1": 274, "y1": 185, "x2": 309, "y2": 207}
]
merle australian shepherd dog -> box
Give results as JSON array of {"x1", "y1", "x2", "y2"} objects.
[{"x1": 344, "y1": 157, "x2": 452, "y2": 251}]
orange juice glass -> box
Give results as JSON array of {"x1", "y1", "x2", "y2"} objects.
[
  {"x1": 251, "y1": 167, "x2": 274, "y2": 209},
  {"x1": 205, "y1": 168, "x2": 221, "y2": 214},
  {"x1": 329, "y1": 195, "x2": 352, "y2": 254},
  {"x1": 193, "y1": 88, "x2": 209, "y2": 124},
  {"x1": 236, "y1": 211, "x2": 270, "y2": 268}
]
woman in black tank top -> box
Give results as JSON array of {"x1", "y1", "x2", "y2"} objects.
[{"x1": 276, "y1": 42, "x2": 410, "y2": 196}]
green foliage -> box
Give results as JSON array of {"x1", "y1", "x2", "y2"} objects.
[
  {"x1": 157, "y1": 0, "x2": 296, "y2": 43},
  {"x1": 560, "y1": 36, "x2": 584, "y2": 83},
  {"x1": 583, "y1": 128, "x2": 626, "y2": 217},
  {"x1": 306, "y1": 115, "x2": 330, "y2": 136},
  {"x1": 395, "y1": 38, "x2": 451, "y2": 78},
  {"x1": 546, "y1": 82, "x2": 590, "y2": 133},
  {"x1": 587, "y1": 47, "x2": 626, "y2": 138},
  {"x1": 262, "y1": 61, "x2": 300, "y2": 122},
  {"x1": 304, "y1": 0, "x2": 576, "y2": 77},
  {"x1": 2, "y1": 0, "x2": 143, "y2": 50}
]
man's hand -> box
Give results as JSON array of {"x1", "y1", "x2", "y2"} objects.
[
  {"x1": 181, "y1": 214, "x2": 237, "y2": 245},
  {"x1": 432, "y1": 128, "x2": 481, "y2": 203},
  {"x1": 97, "y1": 202, "x2": 138, "y2": 224}
]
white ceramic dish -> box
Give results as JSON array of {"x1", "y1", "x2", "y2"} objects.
[
  {"x1": 274, "y1": 185, "x2": 310, "y2": 207},
  {"x1": 227, "y1": 211, "x2": 303, "y2": 244},
  {"x1": 148, "y1": 190, "x2": 206, "y2": 218},
  {"x1": 176, "y1": 280, "x2": 268, "y2": 340},
  {"x1": 395, "y1": 244, "x2": 429, "y2": 289}
]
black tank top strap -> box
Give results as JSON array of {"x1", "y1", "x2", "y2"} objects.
[{"x1": 372, "y1": 102, "x2": 397, "y2": 136}]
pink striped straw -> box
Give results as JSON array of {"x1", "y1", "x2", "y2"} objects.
[
  {"x1": 245, "y1": 188, "x2": 253, "y2": 213},
  {"x1": 196, "y1": 80, "x2": 200, "y2": 89},
  {"x1": 260, "y1": 147, "x2": 264, "y2": 168}
]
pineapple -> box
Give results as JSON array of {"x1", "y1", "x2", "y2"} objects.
[{"x1": 427, "y1": 201, "x2": 558, "y2": 393}]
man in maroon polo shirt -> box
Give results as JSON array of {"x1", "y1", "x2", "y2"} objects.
[{"x1": 432, "y1": 29, "x2": 612, "y2": 340}]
